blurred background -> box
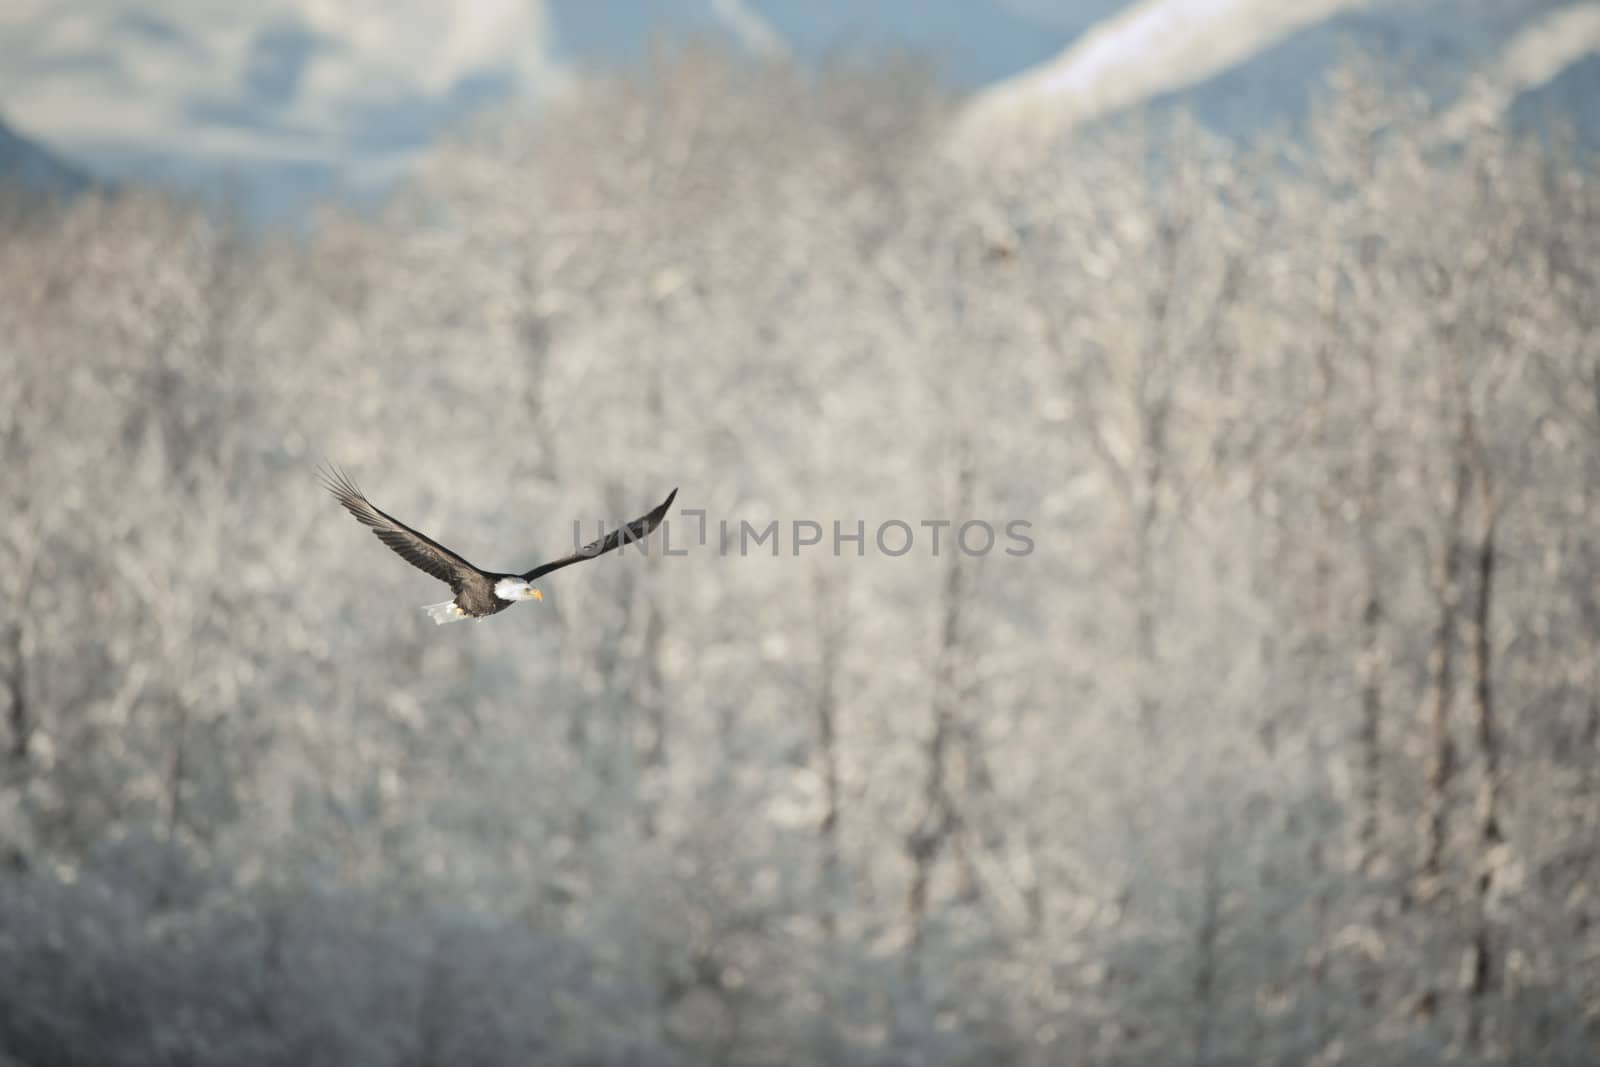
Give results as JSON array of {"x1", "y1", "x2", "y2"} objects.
[{"x1": 3, "y1": 1, "x2": 1600, "y2": 1064}]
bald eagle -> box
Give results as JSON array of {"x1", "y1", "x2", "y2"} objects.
[{"x1": 321, "y1": 466, "x2": 677, "y2": 624}]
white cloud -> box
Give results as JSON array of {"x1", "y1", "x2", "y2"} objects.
[
  {"x1": 1, "y1": 0, "x2": 567, "y2": 171},
  {"x1": 947, "y1": 0, "x2": 1369, "y2": 156},
  {"x1": 710, "y1": 0, "x2": 788, "y2": 59},
  {"x1": 1436, "y1": 2, "x2": 1600, "y2": 140},
  {"x1": 293, "y1": 0, "x2": 559, "y2": 96}
]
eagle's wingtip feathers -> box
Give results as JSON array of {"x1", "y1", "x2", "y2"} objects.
[{"x1": 317, "y1": 463, "x2": 367, "y2": 512}]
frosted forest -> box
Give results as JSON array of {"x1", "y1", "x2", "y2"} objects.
[{"x1": 3, "y1": 48, "x2": 1599, "y2": 1067}]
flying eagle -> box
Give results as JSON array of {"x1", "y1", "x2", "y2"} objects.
[{"x1": 321, "y1": 466, "x2": 677, "y2": 624}]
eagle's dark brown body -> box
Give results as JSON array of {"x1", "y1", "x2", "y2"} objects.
[
  {"x1": 321, "y1": 466, "x2": 676, "y2": 623},
  {"x1": 454, "y1": 577, "x2": 515, "y2": 619}
]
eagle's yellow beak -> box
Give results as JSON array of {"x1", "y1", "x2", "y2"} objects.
[{"x1": 528, "y1": 588, "x2": 543, "y2": 601}]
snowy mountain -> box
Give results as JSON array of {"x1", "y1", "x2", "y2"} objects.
[{"x1": 0, "y1": 1, "x2": 1595, "y2": 220}]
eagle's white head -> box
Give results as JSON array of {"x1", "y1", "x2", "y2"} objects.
[{"x1": 494, "y1": 577, "x2": 545, "y2": 603}]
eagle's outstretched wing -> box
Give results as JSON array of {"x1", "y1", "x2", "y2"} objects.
[
  {"x1": 320, "y1": 465, "x2": 486, "y2": 591},
  {"x1": 521, "y1": 488, "x2": 678, "y2": 582}
]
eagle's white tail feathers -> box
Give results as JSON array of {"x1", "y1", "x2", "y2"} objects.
[{"x1": 424, "y1": 600, "x2": 467, "y2": 625}]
